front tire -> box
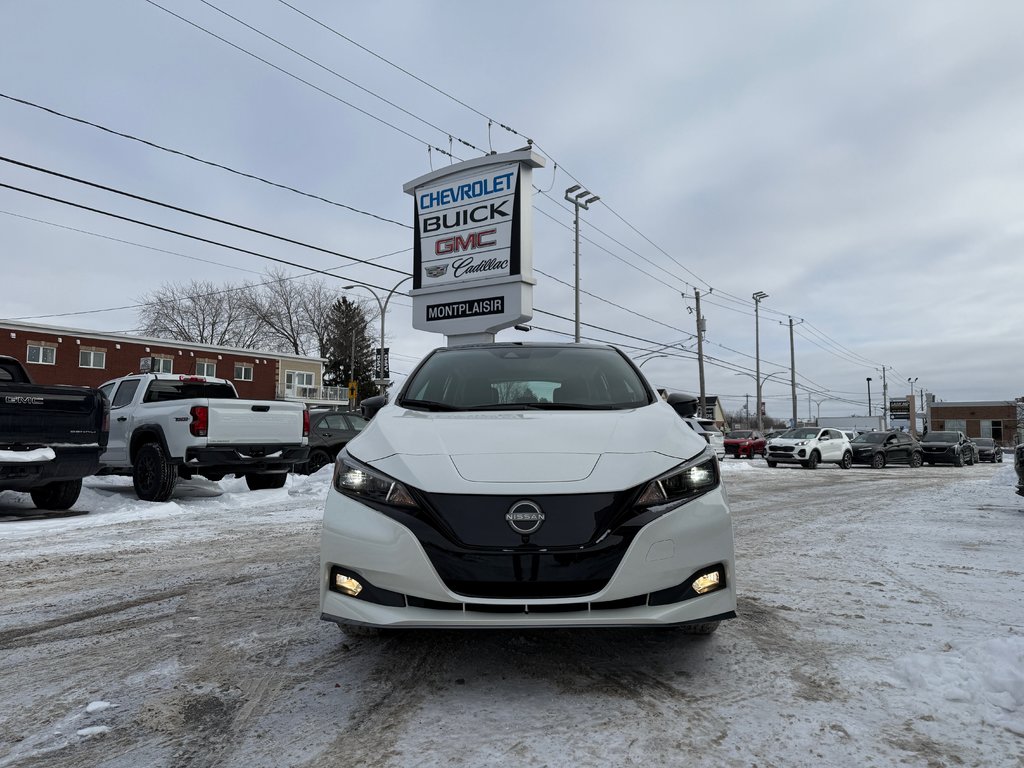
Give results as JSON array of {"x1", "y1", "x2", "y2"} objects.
[
  {"x1": 839, "y1": 451, "x2": 853, "y2": 469},
  {"x1": 953, "y1": 452, "x2": 964, "y2": 467},
  {"x1": 245, "y1": 473, "x2": 288, "y2": 491},
  {"x1": 804, "y1": 451, "x2": 820, "y2": 469},
  {"x1": 766, "y1": 460, "x2": 777, "y2": 468},
  {"x1": 909, "y1": 452, "x2": 923, "y2": 468},
  {"x1": 29, "y1": 479, "x2": 82, "y2": 510},
  {"x1": 871, "y1": 453, "x2": 886, "y2": 469},
  {"x1": 133, "y1": 442, "x2": 178, "y2": 502}
]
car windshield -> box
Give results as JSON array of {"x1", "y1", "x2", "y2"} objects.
[
  {"x1": 785, "y1": 428, "x2": 820, "y2": 439},
  {"x1": 399, "y1": 344, "x2": 653, "y2": 411},
  {"x1": 852, "y1": 433, "x2": 887, "y2": 444},
  {"x1": 922, "y1": 431, "x2": 957, "y2": 442},
  {"x1": 727, "y1": 431, "x2": 754, "y2": 438}
]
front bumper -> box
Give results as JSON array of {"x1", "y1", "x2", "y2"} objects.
[
  {"x1": 320, "y1": 485, "x2": 736, "y2": 629},
  {"x1": 921, "y1": 446, "x2": 959, "y2": 463},
  {"x1": 766, "y1": 445, "x2": 810, "y2": 463}
]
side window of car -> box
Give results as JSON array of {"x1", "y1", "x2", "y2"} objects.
[
  {"x1": 323, "y1": 414, "x2": 348, "y2": 430},
  {"x1": 110, "y1": 379, "x2": 140, "y2": 409},
  {"x1": 345, "y1": 414, "x2": 369, "y2": 432}
]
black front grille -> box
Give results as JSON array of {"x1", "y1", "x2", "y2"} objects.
[{"x1": 366, "y1": 488, "x2": 671, "y2": 599}]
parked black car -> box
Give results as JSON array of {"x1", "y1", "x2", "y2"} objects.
[
  {"x1": 972, "y1": 437, "x2": 1002, "y2": 463},
  {"x1": 849, "y1": 430, "x2": 923, "y2": 468},
  {"x1": 297, "y1": 408, "x2": 369, "y2": 474},
  {"x1": 920, "y1": 430, "x2": 975, "y2": 466}
]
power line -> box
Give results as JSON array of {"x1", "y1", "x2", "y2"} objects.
[
  {"x1": 141, "y1": 0, "x2": 462, "y2": 162},
  {"x1": 0, "y1": 92, "x2": 410, "y2": 229},
  {"x1": 0, "y1": 154, "x2": 410, "y2": 276}
]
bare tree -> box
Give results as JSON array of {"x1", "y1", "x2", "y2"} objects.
[{"x1": 136, "y1": 280, "x2": 266, "y2": 348}]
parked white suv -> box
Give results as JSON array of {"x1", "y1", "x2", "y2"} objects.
[{"x1": 765, "y1": 427, "x2": 853, "y2": 469}]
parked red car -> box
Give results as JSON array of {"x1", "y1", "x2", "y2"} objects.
[{"x1": 724, "y1": 429, "x2": 767, "y2": 459}]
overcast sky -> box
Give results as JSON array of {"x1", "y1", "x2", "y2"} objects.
[{"x1": 2, "y1": 1, "x2": 1023, "y2": 419}]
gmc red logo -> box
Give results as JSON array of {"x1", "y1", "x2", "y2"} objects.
[{"x1": 434, "y1": 228, "x2": 496, "y2": 256}]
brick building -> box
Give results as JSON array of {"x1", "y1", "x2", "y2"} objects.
[
  {"x1": 927, "y1": 400, "x2": 1023, "y2": 445},
  {"x1": 0, "y1": 320, "x2": 346, "y2": 406}
]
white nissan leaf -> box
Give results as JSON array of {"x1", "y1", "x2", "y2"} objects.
[{"x1": 319, "y1": 343, "x2": 736, "y2": 633}]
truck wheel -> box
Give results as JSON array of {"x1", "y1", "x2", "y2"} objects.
[
  {"x1": 245, "y1": 473, "x2": 287, "y2": 491},
  {"x1": 304, "y1": 449, "x2": 332, "y2": 475},
  {"x1": 134, "y1": 442, "x2": 178, "y2": 502},
  {"x1": 805, "y1": 451, "x2": 819, "y2": 469},
  {"x1": 30, "y1": 479, "x2": 82, "y2": 510},
  {"x1": 871, "y1": 453, "x2": 886, "y2": 469}
]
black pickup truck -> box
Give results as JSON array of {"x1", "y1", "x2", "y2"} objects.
[{"x1": 0, "y1": 355, "x2": 108, "y2": 510}]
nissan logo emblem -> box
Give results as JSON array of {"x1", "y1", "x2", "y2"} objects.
[{"x1": 506, "y1": 500, "x2": 545, "y2": 535}]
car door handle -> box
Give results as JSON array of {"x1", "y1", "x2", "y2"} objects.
[{"x1": 117, "y1": 416, "x2": 128, "y2": 422}]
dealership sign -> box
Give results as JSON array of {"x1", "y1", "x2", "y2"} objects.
[
  {"x1": 404, "y1": 149, "x2": 544, "y2": 341},
  {"x1": 889, "y1": 398, "x2": 910, "y2": 417}
]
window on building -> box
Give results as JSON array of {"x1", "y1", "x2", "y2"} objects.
[
  {"x1": 945, "y1": 419, "x2": 966, "y2": 433},
  {"x1": 27, "y1": 344, "x2": 56, "y2": 365},
  {"x1": 79, "y1": 349, "x2": 106, "y2": 369},
  {"x1": 153, "y1": 357, "x2": 173, "y2": 374},
  {"x1": 196, "y1": 361, "x2": 217, "y2": 377},
  {"x1": 982, "y1": 420, "x2": 1003, "y2": 441},
  {"x1": 234, "y1": 363, "x2": 253, "y2": 381},
  {"x1": 286, "y1": 370, "x2": 316, "y2": 397}
]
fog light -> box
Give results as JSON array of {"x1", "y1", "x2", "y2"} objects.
[
  {"x1": 334, "y1": 574, "x2": 363, "y2": 596},
  {"x1": 691, "y1": 570, "x2": 721, "y2": 595}
]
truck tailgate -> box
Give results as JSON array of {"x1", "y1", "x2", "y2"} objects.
[
  {"x1": 206, "y1": 401, "x2": 305, "y2": 444},
  {"x1": 0, "y1": 385, "x2": 105, "y2": 447}
]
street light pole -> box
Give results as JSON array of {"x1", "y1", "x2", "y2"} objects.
[
  {"x1": 752, "y1": 291, "x2": 769, "y2": 432},
  {"x1": 343, "y1": 276, "x2": 413, "y2": 399},
  {"x1": 907, "y1": 377, "x2": 919, "y2": 438},
  {"x1": 565, "y1": 185, "x2": 600, "y2": 343},
  {"x1": 866, "y1": 377, "x2": 872, "y2": 417}
]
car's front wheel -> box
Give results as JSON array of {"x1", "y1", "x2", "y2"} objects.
[
  {"x1": 871, "y1": 453, "x2": 886, "y2": 469},
  {"x1": 839, "y1": 451, "x2": 853, "y2": 469},
  {"x1": 804, "y1": 451, "x2": 820, "y2": 469},
  {"x1": 909, "y1": 452, "x2": 923, "y2": 468},
  {"x1": 766, "y1": 460, "x2": 777, "y2": 468},
  {"x1": 954, "y1": 452, "x2": 964, "y2": 467}
]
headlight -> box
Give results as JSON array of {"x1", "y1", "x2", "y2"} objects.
[
  {"x1": 332, "y1": 450, "x2": 417, "y2": 509},
  {"x1": 794, "y1": 440, "x2": 808, "y2": 446},
  {"x1": 636, "y1": 448, "x2": 719, "y2": 508}
]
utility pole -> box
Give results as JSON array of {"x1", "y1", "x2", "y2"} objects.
[
  {"x1": 866, "y1": 377, "x2": 872, "y2": 417},
  {"x1": 565, "y1": 185, "x2": 600, "y2": 343},
  {"x1": 881, "y1": 366, "x2": 889, "y2": 427},
  {"x1": 695, "y1": 290, "x2": 707, "y2": 418},
  {"x1": 752, "y1": 291, "x2": 769, "y2": 432},
  {"x1": 788, "y1": 317, "x2": 798, "y2": 428}
]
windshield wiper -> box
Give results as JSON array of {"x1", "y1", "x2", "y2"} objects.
[
  {"x1": 472, "y1": 402, "x2": 617, "y2": 411},
  {"x1": 398, "y1": 399, "x2": 462, "y2": 412}
]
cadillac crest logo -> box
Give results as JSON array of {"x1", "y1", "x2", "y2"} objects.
[
  {"x1": 424, "y1": 264, "x2": 448, "y2": 278},
  {"x1": 505, "y1": 500, "x2": 545, "y2": 535}
]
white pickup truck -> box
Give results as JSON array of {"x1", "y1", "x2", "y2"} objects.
[{"x1": 97, "y1": 373, "x2": 309, "y2": 501}]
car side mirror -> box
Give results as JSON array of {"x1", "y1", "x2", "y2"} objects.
[
  {"x1": 666, "y1": 392, "x2": 699, "y2": 418},
  {"x1": 359, "y1": 395, "x2": 386, "y2": 420}
]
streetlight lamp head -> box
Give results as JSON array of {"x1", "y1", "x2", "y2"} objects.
[
  {"x1": 565, "y1": 184, "x2": 581, "y2": 195},
  {"x1": 584, "y1": 194, "x2": 600, "y2": 205},
  {"x1": 752, "y1": 291, "x2": 769, "y2": 302}
]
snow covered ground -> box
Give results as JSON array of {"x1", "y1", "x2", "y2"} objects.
[{"x1": 0, "y1": 460, "x2": 1021, "y2": 767}]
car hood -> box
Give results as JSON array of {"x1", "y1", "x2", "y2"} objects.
[
  {"x1": 345, "y1": 402, "x2": 707, "y2": 494},
  {"x1": 922, "y1": 440, "x2": 957, "y2": 448}
]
